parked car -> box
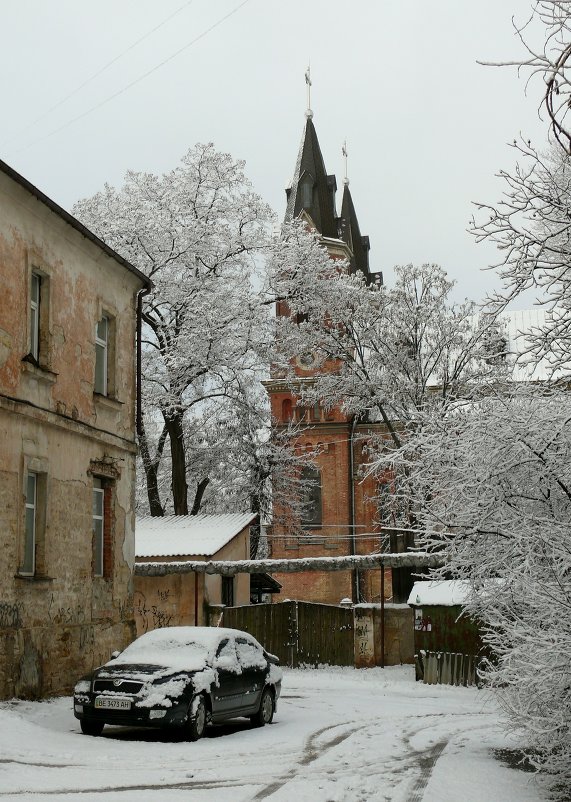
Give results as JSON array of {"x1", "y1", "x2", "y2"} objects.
[{"x1": 73, "y1": 627, "x2": 282, "y2": 739}]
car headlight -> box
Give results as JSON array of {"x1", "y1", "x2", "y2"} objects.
[{"x1": 74, "y1": 680, "x2": 91, "y2": 694}]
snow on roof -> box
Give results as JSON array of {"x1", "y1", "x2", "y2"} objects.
[
  {"x1": 408, "y1": 580, "x2": 472, "y2": 607},
  {"x1": 136, "y1": 513, "x2": 257, "y2": 559}
]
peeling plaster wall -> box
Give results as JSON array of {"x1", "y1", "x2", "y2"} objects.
[{"x1": 0, "y1": 168, "x2": 143, "y2": 698}]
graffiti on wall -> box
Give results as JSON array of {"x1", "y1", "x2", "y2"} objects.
[
  {"x1": 48, "y1": 594, "x2": 86, "y2": 626},
  {"x1": 0, "y1": 601, "x2": 22, "y2": 629},
  {"x1": 134, "y1": 590, "x2": 173, "y2": 633}
]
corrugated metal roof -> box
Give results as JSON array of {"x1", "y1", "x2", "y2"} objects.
[{"x1": 136, "y1": 513, "x2": 257, "y2": 558}]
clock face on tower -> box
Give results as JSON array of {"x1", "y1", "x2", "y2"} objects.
[{"x1": 295, "y1": 351, "x2": 319, "y2": 370}]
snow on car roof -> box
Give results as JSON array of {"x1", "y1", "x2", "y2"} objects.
[
  {"x1": 136, "y1": 513, "x2": 257, "y2": 558},
  {"x1": 109, "y1": 627, "x2": 261, "y2": 672},
  {"x1": 408, "y1": 580, "x2": 472, "y2": 607}
]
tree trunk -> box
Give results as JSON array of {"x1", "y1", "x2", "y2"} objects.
[
  {"x1": 138, "y1": 424, "x2": 165, "y2": 517},
  {"x1": 164, "y1": 411, "x2": 188, "y2": 515},
  {"x1": 190, "y1": 477, "x2": 210, "y2": 515}
]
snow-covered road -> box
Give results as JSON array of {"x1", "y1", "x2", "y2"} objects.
[{"x1": 0, "y1": 666, "x2": 545, "y2": 801}]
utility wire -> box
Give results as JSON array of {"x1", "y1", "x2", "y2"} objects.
[
  {"x1": 1, "y1": 0, "x2": 197, "y2": 149},
  {"x1": 11, "y1": 0, "x2": 251, "y2": 155}
]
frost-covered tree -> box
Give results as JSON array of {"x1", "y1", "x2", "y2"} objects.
[
  {"x1": 433, "y1": 3, "x2": 571, "y2": 795},
  {"x1": 74, "y1": 144, "x2": 272, "y2": 515},
  {"x1": 265, "y1": 221, "x2": 504, "y2": 532},
  {"x1": 412, "y1": 385, "x2": 571, "y2": 798},
  {"x1": 267, "y1": 223, "x2": 502, "y2": 436},
  {"x1": 472, "y1": 1, "x2": 571, "y2": 376}
]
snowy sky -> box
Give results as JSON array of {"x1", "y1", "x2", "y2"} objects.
[{"x1": 1, "y1": 0, "x2": 547, "y2": 305}]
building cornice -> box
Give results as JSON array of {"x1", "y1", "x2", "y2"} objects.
[{"x1": 0, "y1": 392, "x2": 138, "y2": 453}]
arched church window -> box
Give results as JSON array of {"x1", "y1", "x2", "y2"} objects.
[
  {"x1": 300, "y1": 466, "x2": 322, "y2": 528},
  {"x1": 282, "y1": 399, "x2": 293, "y2": 421}
]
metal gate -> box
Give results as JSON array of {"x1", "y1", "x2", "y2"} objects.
[{"x1": 220, "y1": 601, "x2": 354, "y2": 668}]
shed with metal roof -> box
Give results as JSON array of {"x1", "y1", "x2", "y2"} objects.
[{"x1": 134, "y1": 513, "x2": 258, "y2": 633}]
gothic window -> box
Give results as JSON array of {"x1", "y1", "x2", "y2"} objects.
[
  {"x1": 301, "y1": 466, "x2": 322, "y2": 528},
  {"x1": 282, "y1": 398, "x2": 293, "y2": 421}
]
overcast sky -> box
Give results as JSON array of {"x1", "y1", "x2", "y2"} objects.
[{"x1": 1, "y1": 1, "x2": 548, "y2": 305}]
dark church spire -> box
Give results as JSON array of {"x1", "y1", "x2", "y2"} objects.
[
  {"x1": 284, "y1": 113, "x2": 339, "y2": 239},
  {"x1": 340, "y1": 182, "x2": 374, "y2": 284}
]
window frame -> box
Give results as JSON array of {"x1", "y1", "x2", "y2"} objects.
[
  {"x1": 92, "y1": 478, "x2": 105, "y2": 577},
  {"x1": 30, "y1": 273, "x2": 41, "y2": 362},
  {"x1": 94, "y1": 315, "x2": 109, "y2": 396},
  {"x1": 22, "y1": 472, "x2": 37, "y2": 576},
  {"x1": 300, "y1": 465, "x2": 322, "y2": 528}
]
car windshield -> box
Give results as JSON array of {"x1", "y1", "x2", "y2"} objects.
[{"x1": 112, "y1": 628, "x2": 213, "y2": 671}]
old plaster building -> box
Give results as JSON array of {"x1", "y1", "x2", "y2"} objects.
[
  {"x1": 0, "y1": 158, "x2": 149, "y2": 698},
  {"x1": 265, "y1": 111, "x2": 405, "y2": 605}
]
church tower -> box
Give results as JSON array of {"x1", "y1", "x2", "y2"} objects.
[{"x1": 265, "y1": 106, "x2": 391, "y2": 605}]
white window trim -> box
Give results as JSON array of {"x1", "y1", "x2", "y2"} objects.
[
  {"x1": 22, "y1": 472, "x2": 37, "y2": 576},
  {"x1": 30, "y1": 273, "x2": 40, "y2": 361},
  {"x1": 95, "y1": 315, "x2": 109, "y2": 396},
  {"x1": 92, "y1": 479, "x2": 105, "y2": 577}
]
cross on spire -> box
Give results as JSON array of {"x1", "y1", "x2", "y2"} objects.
[
  {"x1": 342, "y1": 140, "x2": 349, "y2": 186},
  {"x1": 305, "y1": 63, "x2": 313, "y2": 119}
]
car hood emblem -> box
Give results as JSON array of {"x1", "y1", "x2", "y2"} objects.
[{"x1": 113, "y1": 679, "x2": 124, "y2": 687}]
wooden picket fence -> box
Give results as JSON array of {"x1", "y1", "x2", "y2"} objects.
[{"x1": 220, "y1": 601, "x2": 354, "y2": 668}]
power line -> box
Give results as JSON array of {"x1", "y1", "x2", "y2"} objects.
[
  {"x1": 1, "y1": 0, "x2": 197, "y2": 149},
  {"x1": 12, "y1": 0, "x2": 252, "y2": 155}
]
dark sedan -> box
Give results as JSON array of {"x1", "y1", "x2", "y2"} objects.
[{"x1": 73, "y1": 627, "x2": 282, "y2": 740}]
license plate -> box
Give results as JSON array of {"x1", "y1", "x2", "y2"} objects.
[{"x1": 95, "y1": 696, "x2": 131, "y2": 710}]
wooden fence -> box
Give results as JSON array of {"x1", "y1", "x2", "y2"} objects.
[{"x1": 220, "y1": 601, "x2": 354, "y2": 668}]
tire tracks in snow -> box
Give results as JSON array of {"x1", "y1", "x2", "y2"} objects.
[{"x1": 251, "y1": 721, "x2": 362, "y2": 800}]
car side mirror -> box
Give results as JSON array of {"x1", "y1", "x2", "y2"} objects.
[{"x1": 110, "y1": 650, "x2": 120, "y2": 660}]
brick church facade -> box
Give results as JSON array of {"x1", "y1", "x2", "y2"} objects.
[{"x1": 265, "y1": 111, "x2": 407, "y2": 605}]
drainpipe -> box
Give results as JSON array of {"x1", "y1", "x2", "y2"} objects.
[
  {"x1": 380, "y1": 562, "x2": 385, "y2": 668},
  {"x1": 349, "y1": 415, "x2": 360, "y2": 602},
  {"x1": 136, "y1": 287, "x2": 150, "y2": 437}
]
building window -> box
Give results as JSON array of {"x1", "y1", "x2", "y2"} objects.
[
  {"x1": 301, "y1": 178, "x2": 313, "y2": 209},
  {"x1": 92, "y1": 479, "x2": 105, "y2": 577},
  {"x1": 221, "y1": 576, "x2": 234, "y2": 607},
  {"x1": 93, "y1": 477, "x2": 114, "y2": 578},
  {"x1": 22, "y1": 472, "x2": 37, "y2": 575},
  {"x1": 94, "y1": 315, "x2": 109, "y2": 395},
  {"x1": 282, "y1": 399, "x2": 293, "y2": 421},
  {"x1": 30, "y1": 273, "x2": 41, "y2": 362},
  {"x1": 301, "y1": 466, "x2": 322, "y2": 527},
  {"x1": 20, "y1": 470, "x2": 47, "y2": 577},
  {"x1": 27, "y1": 269, "x2": 52, "y2": 368}
]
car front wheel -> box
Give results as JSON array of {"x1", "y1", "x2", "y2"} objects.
[
  {"x1": 80, "y1": 719, "x2": 104, "y2": 736},
  {"x1": 186, "y1": 695, "x2": 207, "y2": 741},
  {"x1": 251, "y1": 687, "x2": 274, "y2": 727}
]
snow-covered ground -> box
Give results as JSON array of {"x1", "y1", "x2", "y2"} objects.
[{"x1": 0, "y1": 665, "x2": 546, "y2": 801}]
